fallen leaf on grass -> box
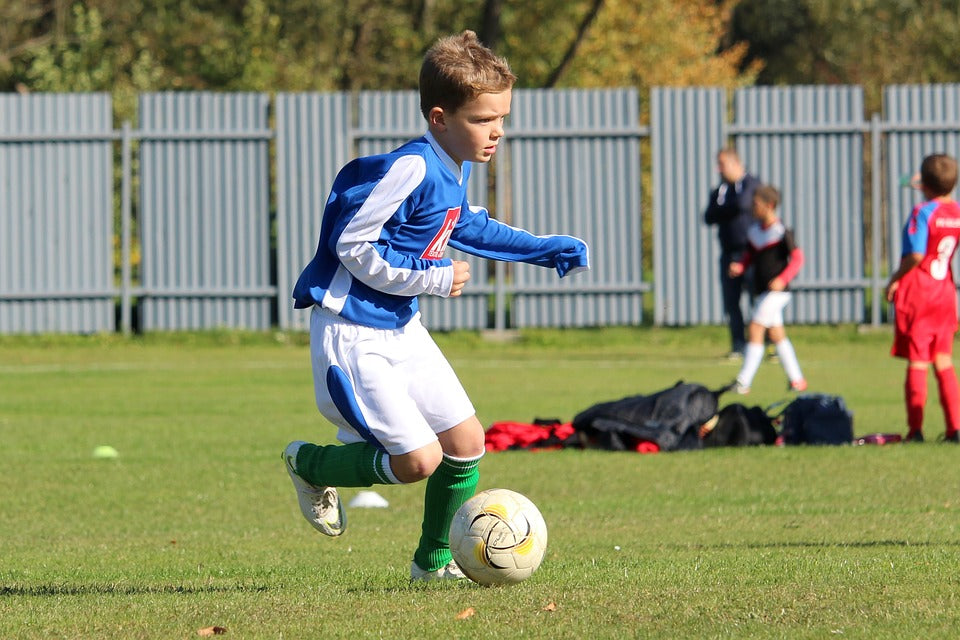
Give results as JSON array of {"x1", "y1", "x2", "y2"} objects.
[
  {"x1": 456, "y1": 607, "x2": 476, "y2": 620},
  {"x1": 197, "y1": 626, "x2": 227, "y2": 636},
  {"x1": 542, "y1": 602, "x2": 558, "y2": 612}
]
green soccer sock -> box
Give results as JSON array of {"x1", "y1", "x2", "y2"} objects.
[
  {"x1": 295, "y1": 442, "x2": 399, "y2": 487},
  {"x1": 413, "y1": 453, "x2": 482, "y2": 572}
]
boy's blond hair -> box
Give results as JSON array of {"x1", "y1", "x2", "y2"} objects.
[
  {"x1": 754, "y1": 184, "x2": 780, "y2": 208},
  {"x1": 419, "y1": 30, "x2": 516, "y2": 119},
  {"x1": 920, "y1": 153, "x2": 958, "y2": 197}
]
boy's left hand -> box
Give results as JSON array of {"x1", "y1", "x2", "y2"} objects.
[
  {"x1": 768, "y1": 277, "x2": 785, "y2": 291},
  {"x1": 449, "y1": 260, "x2": 471, "y2": 297},
  {"x1": 885, "y1": 281, "x2": 899, "y2": 302}
]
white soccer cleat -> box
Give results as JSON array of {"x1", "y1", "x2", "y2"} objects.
[
  {"x1": 283, "y1": 441, "x2": 346, "y2": 537},
  {"x1": 410, "y1": 559, "x2": 469, "y2": 583}
]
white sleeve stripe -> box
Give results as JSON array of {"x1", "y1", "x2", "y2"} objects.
[
  {"x1": 336, "y1": 155, "x2": 451, "y2": 297},
  {"x1": 321, "y1": 264, "x2": 352, "y2": 313},
  {"x1": 343, "y1": 155, "x2": 426, "y2": 244}
]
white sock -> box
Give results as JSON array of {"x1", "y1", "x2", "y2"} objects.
[
  {"x1": 737, "y1": 342, "x2": 765, "y2": 387},
  {"x1": 775, "y1": 337, "x2": 803, "y2": 382}
]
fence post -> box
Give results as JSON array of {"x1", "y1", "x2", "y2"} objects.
[
  {"x1": 870, "y1": 113, "x2": 883, "y2": 327},
  {"x1": 494, "y1": 141, "x2": 508, "y2": 331},
  {"x1": 120, "y1": 120, "x2": 133, "y2": 335}
]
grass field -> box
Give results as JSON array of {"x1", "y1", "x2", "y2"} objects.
[{"x1": 2, "y1": 324, "x2": 960, "y2": 639}]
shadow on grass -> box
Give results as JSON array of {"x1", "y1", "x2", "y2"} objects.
[{"x1": 0, "y1": 583, "x2": 269, "y2": 597}]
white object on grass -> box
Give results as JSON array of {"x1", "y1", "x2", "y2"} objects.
[{"x1": 348, "y1": 490, "x2": 389, "y2": 508}]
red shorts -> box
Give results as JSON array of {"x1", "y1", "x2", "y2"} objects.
[{"x1": 891, "y1": 271, "x2": 958, "y2": 361}]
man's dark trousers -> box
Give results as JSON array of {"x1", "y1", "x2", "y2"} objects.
[{"x1": 720, "y1": 250, "x2": 747, "y2": 355}]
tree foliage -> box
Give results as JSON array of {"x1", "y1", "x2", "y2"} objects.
[
  {"x1": 560, "y1": 1, "x2": 754, "y2": 89},
  {"x1": 727, "y1": 0, "x2": 960, "y2": 112},
  {"x1": 1, "y1": 0, "x2": 748, "y2": 123},
  {"x1": 5, "y1": 0, "x2": 957, "y2": 121}
]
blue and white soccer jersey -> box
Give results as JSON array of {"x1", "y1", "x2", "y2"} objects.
[
  {"x1": 294, "y1": 133, "x2": 589, "y2": 455},
  {"x1": 293, "y1": 133, "x2": 589, "y2": 329}
]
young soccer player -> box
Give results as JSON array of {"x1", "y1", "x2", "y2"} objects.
[
  {"x1": 885, "y1": 153, "x2": 960, "y2": 443},
  {"x1": 729, "y1": 184, "x2": 806, "y2": 394},
  {"x1": 282, "y1": 30, "x2": 589, "y2": 582}
]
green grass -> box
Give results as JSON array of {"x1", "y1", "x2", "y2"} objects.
[{"x1": 2, "y1": 325, "x2": 960, "y2": 639}]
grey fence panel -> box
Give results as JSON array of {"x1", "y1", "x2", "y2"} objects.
[
  {"x1": 509, "y1": 88, "x2": 643, "y2": 328},
  {"x1": 14, "y1": 85, "x2": 960, "y2": 338},
  {"x1": 355, "y1": 90, "x2": 489, "y2": 331},
  {"x1": 651, "y1": 87, "x2": 727, "y2": 327},
  {"x1": 275, "y1": 93, "x2": 351, "y2": 331},
  {"x1": 138, "y1": 92, "x2": 272, "y2": 331},
  {"x1": 883, "y1": 84, "x2": 960, "y2": 287},
  {"x1": 0, "y1": 93, "x2": 115, "y2": 334},
  {"x1": 734, "y1": 86, "x2": 866, "y2": 324}
]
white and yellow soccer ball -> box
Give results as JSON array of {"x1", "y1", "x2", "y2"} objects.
[{"x1": 449, "y1": 488, "x2": 548, "y2": 586}]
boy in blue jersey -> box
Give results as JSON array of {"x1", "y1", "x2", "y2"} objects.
[{"x1": 282, "y1": 30, "x2": 589, "y2": 582}]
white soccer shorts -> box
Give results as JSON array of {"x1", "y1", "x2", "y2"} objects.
[
  {"x1": 749, "y1": 290, "x2": 792, "y2": 328},
  {"x1": 309, "y1": 306, "x2": 476, "y2": 456}
]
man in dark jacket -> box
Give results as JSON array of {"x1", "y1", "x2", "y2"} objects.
[{"x1": 704, "y1": 148, "x2": 760, "y2": 359}]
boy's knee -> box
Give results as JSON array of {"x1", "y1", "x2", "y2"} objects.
[
  {"x1": 437, "y1": 416, "x2": 486, "y2": 458},
  {"x1": 390, "y1": 444, "x2": 443, "y2": 483}
]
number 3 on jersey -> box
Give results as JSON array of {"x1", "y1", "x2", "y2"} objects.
[{"x1": 930, "y1": 236, "x2": 957, "y2": 281}]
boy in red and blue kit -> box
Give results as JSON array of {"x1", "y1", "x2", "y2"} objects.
[{"x1": 886, "y1": 153, "x2": 960, "y2": 443}]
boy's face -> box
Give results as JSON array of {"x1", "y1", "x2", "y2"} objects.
[
  {"x1": 429, "y1": 89, "x2": 511, "y2": 165},
  {"x1": 752, "y1": 196, "x2": 775, "y2": 221}
]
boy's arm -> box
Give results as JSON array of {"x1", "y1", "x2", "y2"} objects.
[
  {"x1": 704, "y1": 184, "x2": 731, "y2": 225},
  {"x1": 332, "y1": 155, "x2": 456, "y2": 297},
  {"x1": 886, "y1": 204, "x2": 929, "y2": 301},
  {"x1": 729, "y1": 246, "x2": 754, "y2": 276},
  {"x1": 885, "y1": 253, "x2": 923, "y2": 301},
  {"x1": 448, "y1": 204, "x2": 590, "y2": 277},
  {"x1": 769, "y1": 229, "x2": 802, "y2": 291},
  {"x1": 771, "y1": 247, "x2": 804, "y2": 290}
]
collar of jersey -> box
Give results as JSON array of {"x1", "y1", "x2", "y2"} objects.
[{"x1": 424, "y1": 131, "x2": 464, "y2": 185}]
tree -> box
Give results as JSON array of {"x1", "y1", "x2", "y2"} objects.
[
  {"x1": 5, "y1": 0, "x2": 756, "y2": 106},
  {"x1": 726, "y1": 0, "x2": 960, "y2": 113},
  {"x1": 537, "y1": 0, "x2": 755, "y2": 107}
]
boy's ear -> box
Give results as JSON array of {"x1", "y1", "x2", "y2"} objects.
[{"x1": 428, "y1": 107, "x2": 446, "y2": 131}]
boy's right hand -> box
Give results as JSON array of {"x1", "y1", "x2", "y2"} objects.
[
  {"x1": 728, "y1": 262, "x2": 744, "y2": 278},
  {"x1": 449, "y1": 260, "x2": 471, "y2": 297}
]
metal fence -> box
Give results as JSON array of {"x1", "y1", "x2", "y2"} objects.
[
  {"x1": 0, "y1": 93, "x2": 114, "y2": 334},
  {"x1": 652, "y1": 86, "x2": 867, "y2": 326},
  {"x1": 1, "y1": 86, "x2": 959, "y2": 334},
  {"x1": 138, "y1": 92, "x2": 274, "y2": 331}
]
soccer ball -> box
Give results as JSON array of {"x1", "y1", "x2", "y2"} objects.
[{"x1": 449, "y1": 488, "x2": 548, "y2": 586}]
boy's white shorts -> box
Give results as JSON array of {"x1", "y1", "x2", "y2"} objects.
[
  {"x1": 749, "y1": 290, "x2": 792, "y2": 328},
  {"x1": 309, "y1": 306, "x2": 476, "y2": 456}
]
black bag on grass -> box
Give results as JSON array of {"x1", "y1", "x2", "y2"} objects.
[
  {"x1": 571, "y1": 381, "x2": 719, "y2": 452},
  {"x1": 703, "y1": 403, "x2": 778, "y2": 447},
  {"x1": 778, "y1": 394, "x2": 854, "y2": 445}
]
